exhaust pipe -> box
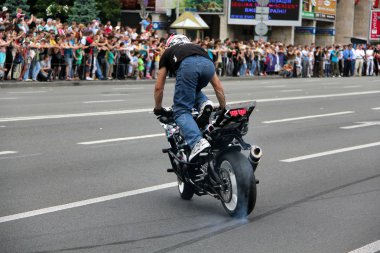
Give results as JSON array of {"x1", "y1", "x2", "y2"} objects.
[{"x1": 248, "y1": 145, "x2": 262, "y2": 172}]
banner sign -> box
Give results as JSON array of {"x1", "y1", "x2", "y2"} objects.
[
  {"x1": 302, "y1": 11, "x2": 314, "y2": 18},
  {"x1": 228, "y1": 0, "x2": 302, "y2": 26},
  {"x1": 315, "y1": 0, "x2": 336, "y2": 20},
  {"x1": 295, "y1": 26, "x2": 316, "y2": 34},
  {"x1": 315, "y1": 28, "x2": 335, "y2": 36},
  {"x1": 370, "y1": 10, "x2": 380, "y2": 41},
  {"x1": 156, "y1": 0, "x2": 224, "y2": 14},
  {"x1": 301, "y1": 0, "x2": 336, "y2": 21}
]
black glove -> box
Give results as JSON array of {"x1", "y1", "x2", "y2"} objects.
[{"x1": 153, "y1": 107, "x2": 168, "y2": 116}]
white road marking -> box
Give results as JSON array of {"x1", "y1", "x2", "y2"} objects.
[
  {"x1": 0, "y1": 182, "x2": 177, "y2": 223},
  {"x1": 262, "y1": 111, "x2": 354, "y2": 124},
  {"x1": 0, "y1": 97, "x2": 18, "y2": 100},
  {"x1": 0, "y1": 153, "x2": 42, "y2": 160},
  {"x1": 343, "y1": 85, "x2": 361, "y2": 88},
  {"x1": 303, "y1": 79, "x2": 319, "y2": 82},
  {"x1": 348, "y1": 240, "x2": 380, "y2": 253},
  {"x1": 78, "y1": 133, "x2": 164, "y2": 145},
  {"x1": 101, "y1": 93, "x2": 129, "y2": 96},
  {"x1": 112, "y1": 87, "x2": 145, "y2": 90},
  {"x1": 83, "y1": 100, "x2": 125, "y2": 104},
  {"x1": 2, "y1": 91, "x2": 380, "y2": 123},
  {"x1": 266, "y1": 85, "x2": 286, "y2": 88},
  {"x1": 281, "y1": 142, "x2": 380, "y2": 162},
  {"x1": 280, "y1": 89, "x2": 303, "y2": 92},
  {"x1": 252, "y1": 91, "x2": 380, "y2": 103},
  {"x1": 341, "y1": 121, "x2": 380, "y2": 129},
  {"x1": 320, "y1": 82, "x2": 339, "y2": 85},
  {"x1": 7, "y1": 91, "x2": 47, "y2": 94},
  {"x1": 0, "y1": 151, "x2": 18, "y2": 155},
  {"x1": 0, "y1": 108, "x2": 151, "y2": 122},
  {"x1": 372, "y1": 107, "x2": 380, "y2": 110},
  {"x1": 0, "y1": 126, "x2": 6, "y2": 127}
]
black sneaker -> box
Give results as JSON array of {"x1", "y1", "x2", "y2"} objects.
[{"x1": 197, "y1": 100, "x2": 213, "y2": 128}]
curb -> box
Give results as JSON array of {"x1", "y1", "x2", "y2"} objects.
[{"x1": 0, "y1": 75, "x2": 281, "y2": 88}]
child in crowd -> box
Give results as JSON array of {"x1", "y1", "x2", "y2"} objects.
[
  {"x1": 107, "y1": 48, "x2": 115, "y2": 79},
  {"x1": 137, "y1": 53, "x2": 145, "y2": 80}
]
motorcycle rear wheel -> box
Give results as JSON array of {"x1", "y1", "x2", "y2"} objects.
[
  {"x1": 218, "y1": 152, "x2": 257, "y2": 217},
  {"x1": 177, "y1": 177, "x2": 194, "y2": 200}
]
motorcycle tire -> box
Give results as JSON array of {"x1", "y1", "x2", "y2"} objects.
[
  {"x1": 217, "y1": 152, "x2": 257, "y2": 217},
  {"x1": 177, "y1": 177, "x2": 194, "y2": 200}
]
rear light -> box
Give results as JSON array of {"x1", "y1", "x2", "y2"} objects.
[{"x1": 228, "y1": 108, "x2": 247, "y2": 117}]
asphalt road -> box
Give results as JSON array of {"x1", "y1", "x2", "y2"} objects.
[{"x1": 0, "y1": 77, "x2": 379, "y2": 253}]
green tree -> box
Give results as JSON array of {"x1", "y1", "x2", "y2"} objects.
[
  {"x1": 96, "y1": 0, "x2": 121, "y2": 25},
  {"x1": 68, "y1": 0, "x2": 99, "y2": 24},
  {"x1": 3, "y1": 0, "x2": 30, "y2": 16},
  {"x1": 31, "y1": 0, "x2": 54, "y2": 18}
]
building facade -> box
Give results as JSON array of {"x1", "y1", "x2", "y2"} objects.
[{"x1": 121, "y1": 0, "x2": 377, "y2": 46}]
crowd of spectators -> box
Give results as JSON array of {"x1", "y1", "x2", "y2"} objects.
[{"x1": 1, "y1": 6, "x2": 380, "y2": 83}]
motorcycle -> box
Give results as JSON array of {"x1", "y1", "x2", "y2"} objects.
[{"x1": 156, "y1": 101, "x2": 262, "y2": 217}]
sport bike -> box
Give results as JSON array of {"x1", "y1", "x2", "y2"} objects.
[{"x1": 156, "y1": 101, "x2": 262, "y2": 217}]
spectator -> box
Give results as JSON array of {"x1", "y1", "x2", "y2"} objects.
[
  {"x1": 1, "y1": 10, "x2": 379, "y2": 83},
  {"x1": 330, "y1": 45, "x2": 340, "y2": 77},
  {"x1": 314, "y1": 46, "x2": 324, "y2": 78},
  {"x1": 354, "y1": 44, "x2": 365, "y2": 77},
  {"x1": 366, "y1": 45, "x2": 374, "y2": 76},
  {"x1": 280, "y1": 63, "x2": 293, "y2": 78},
  {"x1": 301, "y1": 45, "x2": 310, "y2": 77},
  {"x1": 39, "y1": 55, "x2": 53, "y2": 81}
]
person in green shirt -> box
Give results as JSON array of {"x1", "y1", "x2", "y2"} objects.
[
  {"x1": 107, "y1": 49, "x2": 115, "y2": 79},
  {"x1": 137, "y1": 53, "x2": 145, "y2": 80},
  {"x1": 73, "y1": 40, "x2": 83, "y2": 80}
]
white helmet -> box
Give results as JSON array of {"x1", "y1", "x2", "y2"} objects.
[{"x1": 165, "y1": 34, "x2": 190, "y2": 48}]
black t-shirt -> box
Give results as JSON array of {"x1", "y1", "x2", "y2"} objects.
[
  {"x1": 374, "y1": 48, "x2": 380, "y2": 61},
  {"x1": 28, "y1": 21, "x2": 36, "y2": 30},
  {"x1": 159, "y1": 43, "x2": 211, "y2": 73}
]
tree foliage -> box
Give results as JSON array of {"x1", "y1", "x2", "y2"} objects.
[
  {"x1": 68, "y1": 0, "x2": 99, "y2": 24},
  {"x1": 96, "y1": 0, "x2": 121, "y2": 25},
  {"x1": 31, "y1": 0, "x2": 54, "y2": 19},
  {"x1": 1, "y1": 0, "x2": 121, "y2": 25},
  {"x1": 3, "y1": 0, "x2": 30, "y2": 16}
]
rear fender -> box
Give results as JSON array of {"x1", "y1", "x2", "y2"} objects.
[{"x1": 214, "y1": 146, "x2": 242, "y2": 162}]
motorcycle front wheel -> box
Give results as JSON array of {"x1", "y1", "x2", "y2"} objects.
[
  {"x1": 177, "y1": 177, "x2": 194, "y2": 200},
  {"x1": 218, "y1": 152, "x2": 257, "y2": 217}
]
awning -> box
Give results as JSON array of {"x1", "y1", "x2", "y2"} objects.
[{"x1": 170, "y1": 12, "x2": 209, "y2": 29}]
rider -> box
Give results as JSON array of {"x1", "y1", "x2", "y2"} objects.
[{"x1": 154, "y1": 34, "x2": 226, "y2": 162}]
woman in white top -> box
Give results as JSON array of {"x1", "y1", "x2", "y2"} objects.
[{"x1": 366, "y1": 45, "x2": 374, "y2": 76}]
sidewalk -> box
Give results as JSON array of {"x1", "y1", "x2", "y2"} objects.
[{"x1": 0, "y1": 75, "x2": 281, "y2": 88}]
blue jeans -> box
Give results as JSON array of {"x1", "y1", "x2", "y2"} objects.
[
  {"x1": 250, "y1": 60, "x2": 256, "y2": 76},
  {"x1": 95, "y1": 58, "x2": 104, "y2": 79},
  {"x1": 23, "y1": 62, "x2": 31, "y2": 80},
  {"x1": 64, "y1": 55, "x2": 73, "y2": 78},
  {"x1": 350, "y1": 60, "x2": 356, "y2": 76},
  {"x1": 255, "y1": 59, "x2": 261, "y2": 74},
  {"x1": 239, "y1": 63, "x2": 247, "y2": 77},
  {"x1": 32, "y1": 61, "x2": 41, "y2": 80},
  {"x1": 173, "y1": 55, "x2": 215, "y2": 149}
]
